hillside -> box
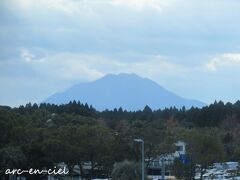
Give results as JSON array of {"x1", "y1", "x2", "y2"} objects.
[{"x1": 45, "y1": 73, "x2": 205, "y2": 111}]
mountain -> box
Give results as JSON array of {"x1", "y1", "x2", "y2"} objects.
[{"x1": 44, "y1": 73, "x2": 205, "y2": 111}]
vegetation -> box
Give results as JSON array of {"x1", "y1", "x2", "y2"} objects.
[
  {"x1": 1, "y1": 100, "x2": 240, "y2": 179},
  {"x1": 111, "y1": 161, "x2": 141, "y2": 180}
]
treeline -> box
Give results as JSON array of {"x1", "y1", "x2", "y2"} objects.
[
  {"x1": 11, "y1": 100, "x2": 240, "y2": 127},
  {"x1": 0, "y1": 101, "x2": 240, "y2": 179},
  {"x1": 101, "y1": 100, "x2": 240, "y2": 128}
]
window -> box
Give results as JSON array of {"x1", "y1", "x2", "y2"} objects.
[{"x1": 176, "y1": 146, "x2": 183, "y2": 151}]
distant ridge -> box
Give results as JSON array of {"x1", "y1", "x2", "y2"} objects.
[{"x1": 44, "y1": 73, "x2": 205, "y2": 111}]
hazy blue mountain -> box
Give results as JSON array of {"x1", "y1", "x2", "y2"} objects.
[{"x1": 44, "y1": 73, "x2": 205, "y2": 111}]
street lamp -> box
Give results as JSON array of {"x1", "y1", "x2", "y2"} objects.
[{"x1": 134, "y1": 139, "x2": 144, "y2": 180}]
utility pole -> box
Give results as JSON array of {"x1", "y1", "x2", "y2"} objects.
[
  {"x1": 134, "y1": 139, "x2": 144, "y2": 180},
  {"x1": 161, "y1": 158, "x2": 165, "y2": 180}
]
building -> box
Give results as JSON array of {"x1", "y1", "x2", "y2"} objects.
[{"x1": 147, "y1": 141, "x2": 186, "y2": 180}]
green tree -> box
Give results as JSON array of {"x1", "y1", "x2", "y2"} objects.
[
  {"x1": 111, "y1": 160, "x2": 141, "y2": 180},
  {"x1": 185, "y1": 130, "x2": 225, "y2": 180},
  {"x1": 172, "y1": 159, "x2": 195, "y2": 180}
]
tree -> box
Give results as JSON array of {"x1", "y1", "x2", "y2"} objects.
[
  {"x1": 0, "y1": 146, "x2": 27, "y2": 180},
  {"x1": 185, "y1": 130, "x2": 225, "y2": 180},
  {"x1": 126, "y1": 122, "x2": 176, "y2": 168},
  {"x1": 172, "y1": 159, "x2": 195, "y2": 180},
  {"x1": 77, "y1": 125, "x2": 113, "y2": 179},
  {"x1": 111, "y1": 161, "x2": 141, "y2": 180}
]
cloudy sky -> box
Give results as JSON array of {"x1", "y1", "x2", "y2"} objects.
[{"x1": 1, "y1": 0, "x2": 240, "y2": 107}]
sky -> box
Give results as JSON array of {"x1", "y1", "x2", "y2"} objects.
[{"x1": 1, "y1": 0, "x2": 240, "y2": 107}]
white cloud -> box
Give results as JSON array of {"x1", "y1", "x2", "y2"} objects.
[
  {"x1": 16, "y1": 48, "x2": 188, "y2": 83},
  {"x1": 123, "y1": 56, "x2": 188, "y2": 79},
  {"x1": 7, "y1": 0, "x2": 93, "y2": 17},
  {"x1": 18, "y1": 50, "x2": 104, "y2": 81},
  {"x1": 111, "y1": 0, "x2": 176, "y2": 11},
  {"x1": 11, "y1": 0, "x2": 176, "y2": 12},
  {"x1": 20, "y1": 48, "x2": 35, "y2": 62},
  {"x1": 205, "y1": 53, "x2": 240, "y2": 71},
  {"x1": 19, "y1": 48, "x2": 47, "y2": 63}
]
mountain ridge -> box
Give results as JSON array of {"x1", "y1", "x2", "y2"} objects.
[{"x1": 45, "y1": 73, "x2": 205, "y2": 111}]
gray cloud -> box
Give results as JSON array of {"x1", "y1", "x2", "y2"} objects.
[{"x1": 1, "y1": 0, "x2": 240, "y2": 106}]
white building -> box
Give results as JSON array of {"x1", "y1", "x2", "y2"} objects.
[{"x1": 173, "y1": 141, "x2": 186, "y2": 158}]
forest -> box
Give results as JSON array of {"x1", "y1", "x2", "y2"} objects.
[{"x1": 1, "y1": 101, "x2": 240, "y2": 179}]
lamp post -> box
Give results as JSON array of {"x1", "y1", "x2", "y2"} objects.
[
  {"x1": 161, "y1": 157, "x2": 165, "y2": 180},
  {"x1": 134, "y1": 139, "x2": 144, "y2": 180}
]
